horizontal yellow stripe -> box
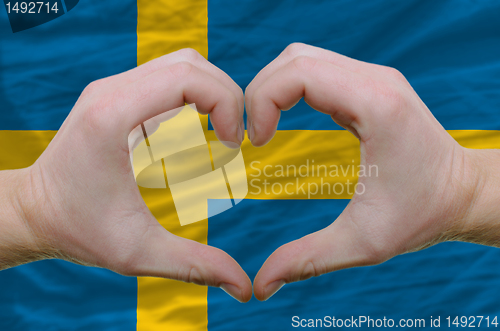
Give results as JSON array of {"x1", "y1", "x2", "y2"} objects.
[
  {"x1": 2, "y1": 129, "x2": 499, "y2": 204},
  {"x1": 448, "y1": 130, "x2": 500, "y2": 149},
  {"x1": 206, "y1": 130, "x2": 500, "y2": 200},
  {"x1": 2, "y1": 129, "x2": 499, "y2": 178},
  {"x1": 233, "y1": 130, "x2": 360, "y2": 200},
  {"x1": 0, "y1": 130, "x2": 56, "y2": 170}
]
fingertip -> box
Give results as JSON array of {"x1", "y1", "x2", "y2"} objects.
[
  {"x1": 205, "y1": 90, "x2": 243, "y2": 148},
  {"x1": 247, "y1": 120, "x2": 276, "y2": 147},
  {"x1": 205, "y1": 246, "x2": 252, "y2": 302},
  {"x1": 220, "y1": 283, "x2": 244, "y2": 302},
  {"x1": 220, "y1": 272, "x2": 252, "y2": 303},
  {"x1": 263, "y1": 280, "x2": 286, "y2": 301},
  {"x1": 212, "y1": 121, "x2": 242, "y2": 149},
  {"x1": 238, "y1": 121, "x2": 245, "y2": 144},
  {"x1": 252, "y1": 268, "x2": 272, "y2": 301},
  {"x1": 247, "y1": 119, "x2": 255, "y2": 143},
  {"x1": 245, "y1": 85, "x2": 281, "y2": 147},
  {"x1": 251, "y1": 234, "x2": 323, "y2": 300},
  {"x1": 253, "y1": 269, "x2": 287, "y2": 301},
  {"x1": 250, "y1": 136, "x2": 274, "y2": 147},
  {"x1": 220, "y1": 141, "x2": 241, "y2": 149},
  {"x1": 241, "y1": 274, "x2": 254, "y2": 302}
]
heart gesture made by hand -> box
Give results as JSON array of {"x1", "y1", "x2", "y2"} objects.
[{"x1": 1, "y1": 44, "x2": 499, "y2": 303}]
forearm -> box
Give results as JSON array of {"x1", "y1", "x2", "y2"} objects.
[
  {"x1": 0, "y1": 168, "x2": 43, "y2": 270},
  {"x1": 455, "y1": 148, "x2": 500, "y2": 247}
]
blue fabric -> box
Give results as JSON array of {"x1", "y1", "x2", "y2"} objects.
[
  {"x1": 0, "y1": 1, "x2": 137, "y2": 330},
  {"x1": 0, "y1": 0, "x2": 137, "y2": 130},
  {"x1": 208, "y1": 0, "x2": 500, "y2": 131},
  {"x1": 0, "y1": 261, "x2": 136, "y2": 331},
  {"x1": 208, "y1": 199, "x2": 500, "y2": 330}
]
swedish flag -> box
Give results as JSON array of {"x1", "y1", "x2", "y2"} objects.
[{"x1": 1, "y1": 0, "x2": 500, "y2": 330}]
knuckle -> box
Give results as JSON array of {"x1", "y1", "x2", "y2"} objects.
[
  {"x1": 371, "y1": 83, "x2": 407, "y2": 119},
  {"x1": 175, "y1": 242, "x2": 211, "y2": 286},
  {"x1": 83, "y1": 92, "x2": 117, "y2": 132},
  {"x1": 285, "y1": 42, "x2": 308, "y2": 57},
  {"x1": 379, "y1": 66, "x2": 407, "y2": 83},
  {"x1": 298, "y1": 260, "x2": 323, "y2": 281},
  {"x1": 168, "y1": 61, "x2": 194, "y2": 79},
  {"x1": 186, "y1": 267, "x2": 204, "y2": 285},
  {"x1": 378, "y1": 84, "x2": 402, "y2": 105},
  {"x1": 177, "y1": 48, "x2": 202, "y2": 62},
  {"x1": 176, "y1": 265, "x2": 205, "y2": 285},
  {"x1": 81, "y1": 79, "x2": 106, "y2": 98},
  {"x1": 292, "y1": 55, "x2": 317, "y2": 72}
]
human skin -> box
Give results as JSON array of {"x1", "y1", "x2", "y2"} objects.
[
  {"x1": 0, "y1": 44, "x2": 499, "y2": 304},
  {"x1": 0, "y1": 49, "x2": 252, "y2": 303},
  {"x1": 245, "y1": 43, "x2": 500, "y2": 300}
]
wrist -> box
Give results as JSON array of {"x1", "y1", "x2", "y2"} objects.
[
  {"x1": 452, "y1": 148, "x2": 500, "y2": 246},
  {"x1": 0, "y1": 167, "x2": 46, "y2": 269}
]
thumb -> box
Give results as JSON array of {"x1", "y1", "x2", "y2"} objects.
[
  {"x1": 253, "y1": 214, "x2": 378, "y2": 301},
  {"x1": 122, "y1": 225, "x2": 252, "y2": 303}
]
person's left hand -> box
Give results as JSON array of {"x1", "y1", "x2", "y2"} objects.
[{"x1": 245, "y1": 43, "x2": 485, "y2": 301}]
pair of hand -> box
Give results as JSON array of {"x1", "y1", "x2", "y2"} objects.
[{"x1": 5, "y1": 43, "x2": 497, "y2": 303}]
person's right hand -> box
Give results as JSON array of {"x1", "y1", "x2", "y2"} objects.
[
  {"x1": 245, "y1": 43, "x2": 500, "y2": 301},
  {"x1": 2, "y1": 49, "x2": 252, "y2": 302}
]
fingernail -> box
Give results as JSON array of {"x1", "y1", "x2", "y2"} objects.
[
  {"x1": 220, "y1": 283, "x2": 244, "y2": 303},
  {"x1": 263, "y1": 280, "x2": 285, "y2": 301},
  {"x1": 248, "y1": 120, "x2": 255, "y2": 142},
  {"x1": 237, "y1": 121, "x2": 245, "y2": 144},
  {"x1": 220, "y1": 141, "x2": 240, "y2": 149}
]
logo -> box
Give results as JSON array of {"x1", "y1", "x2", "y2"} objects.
[
  {"x1": 129, "y1": 104, "x2": 248, "y2": 226},
  {"x1": 3, "y1": 0, "x2": 78, "y2": 33}
]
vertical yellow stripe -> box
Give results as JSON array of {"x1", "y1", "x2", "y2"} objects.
[
  {"x1": 137, "y1": 0, "x2": 208, "y2": 63},
  {"x1": 136, "y1": 0, "x2": 209, "y2": 331}
]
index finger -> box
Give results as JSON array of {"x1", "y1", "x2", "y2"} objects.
[
  {"x1": 84, "y1": 61, "x2": 244, "y2": 148},
  {"x1": 245, "y1": 43, "x2": 377, "y2": 114},
  {"x1": 247, "y1": 56, "x2": 374, "y2": 146}
]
